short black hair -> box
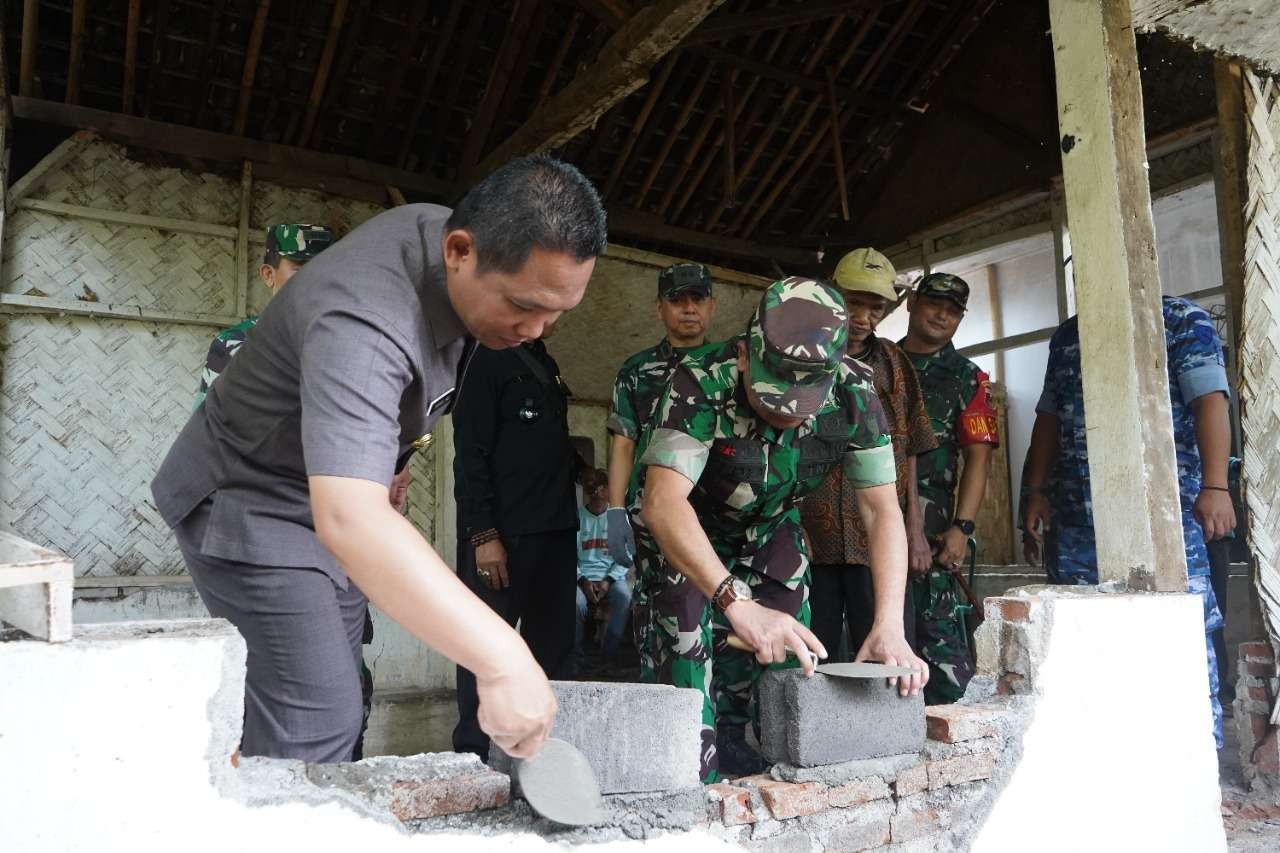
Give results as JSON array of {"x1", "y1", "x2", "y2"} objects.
[{"x1": 447, "y1": 155, "x2": 607, "y2": 274}]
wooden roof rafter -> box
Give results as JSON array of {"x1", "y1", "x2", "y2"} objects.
[{"x1": 396, "y1": 1, "x2": 463, "y2": 171}]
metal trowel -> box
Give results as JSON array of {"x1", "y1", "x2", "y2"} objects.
[
  {"x1": 725, "y1": 634, "x2": 915, "y2": 679},
  {"x1": 514, "y1": 737, "x2": 606, "y2": 826}
]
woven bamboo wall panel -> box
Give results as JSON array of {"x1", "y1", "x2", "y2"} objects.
[
  {"x1": 1241, "y1": 69, "x2": 1280, "y2": 694},
  {"x1": 250, "y1": 182, "x2": 385, "y2": 239},
  {"x1": 38, "y1": 141, "x2": 240, "y2": 225},
  {"x1": 2, "y1": 208, "x2": 236, "y2": 314},
  {"x1": 0, "y1": 315, "x2": 206, "y2": 577},
  {"x1": 404, "y1": 445, "x2": 437, "y2": 544}
]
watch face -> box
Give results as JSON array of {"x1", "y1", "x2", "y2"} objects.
[{"x1": 731, "y1": 578, "x2": 752, "y2": 600}]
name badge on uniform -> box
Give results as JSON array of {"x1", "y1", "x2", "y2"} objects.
[{"x1": 426, "y1": 386, "x2": 456, "y2": 418}]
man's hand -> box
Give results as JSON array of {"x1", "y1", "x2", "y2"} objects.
[
  {"x1": 476, "y1": 663, "x2": 558, "y2": 760},
  {"x1": 934, "y1": 527, "x2": 968, "y2": 573},
  {"x1": 907, "y1": 525, "x2": 935, "y2": 577},
  {"x1": 606, "y1": 507, "x2": 635, "y2": 568},
  {"x1": 389, "y1": 469, "x2": 412, "y2": 514},
  {"x1": 724, "y1": 600, "x2": 826, "y2": 676},
  {"x1": 854, "y1": 624, "x2": 928, "y2": 697},
  {"x1": 579, "y1": 578, "x2": 607, "y2": 605},
  {"x1": 1194, "y1": 488, "x2": 1237, "y2": 542},
  {"x1": 475, "y1": 539, "x2": 509, "y2": 591},
  {"x1": 1021, "y1": 492, "x2": 1051, "y2": 566}
]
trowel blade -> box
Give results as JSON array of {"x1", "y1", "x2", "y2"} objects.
[
  {"x1": 816, "y1": 661, "x2": 916, "y2": 679},
  {"x1": 515, "y1": 737, "x2": 606, "y2": 827}
]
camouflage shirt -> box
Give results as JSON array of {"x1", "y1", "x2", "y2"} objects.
[
  {"x1": 635, "y1": 336, "x2": 895, "y2": 562},
  {"x1": 901, "y1": 341, "x2": 999, "y2": 538},
  {"x1": 195, "y1": 317, "x2": 258, "y2": 408}
]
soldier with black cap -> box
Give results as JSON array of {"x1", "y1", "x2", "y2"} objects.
[
  {"x1": 605, "y1": 262, "x2": 719, "y2": 568},
  {"x1": 633, "y1": 277, "x2": 927, "y2": 782}
]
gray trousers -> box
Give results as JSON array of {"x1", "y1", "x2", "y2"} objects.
[{"x1": 175, "y1": 504, "x2": 368, "y2": 763}]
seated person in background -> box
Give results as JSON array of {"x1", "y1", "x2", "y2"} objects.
[{"x1": 576, "y1": 468, "x2": 632, "y2": 659}]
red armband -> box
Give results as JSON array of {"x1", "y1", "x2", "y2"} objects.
[{"x1": 958, "y1": 370, "x2": 1000, "y2": 446}]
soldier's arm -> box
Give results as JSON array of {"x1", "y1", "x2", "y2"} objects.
[
  {"x1": 606, "y1": 365, "x2": 641, "y2": 506},
  {"x1": 607, "y1": 435, "x2": 636, "y2": 508},
  {"x1": 954, "y1": 368, "x2": 999, "y2": 523},
  {"x1": 195, "y1": 334, "x2": 231, "y2": 409}
]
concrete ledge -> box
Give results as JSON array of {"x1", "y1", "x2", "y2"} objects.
[
  {"x1": 490, "y1": 680, "x2": 702, "y2": 794},
  {"x1": 307, "y1": 753, "x2": 509, "y2": 820}
]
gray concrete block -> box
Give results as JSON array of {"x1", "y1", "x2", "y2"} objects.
[
  {"x1": 759, "y1": 670, "x2": 925, "y2": 768},
  {"x1": 490, "y1": 680, "x2": 702, "y2": 794}
]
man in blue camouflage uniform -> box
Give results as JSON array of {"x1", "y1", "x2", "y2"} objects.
[
  {"x1": 634, "y1": 277, "x2": 928, "y2": 782},
  {"x1": 1022, "y1": 295, "x2": 1237, "y2": 748},
  {"x1": 605, "y1": 262, "x2": 719, "y2": 566},
  {"x1": 195, "y1": 223, "x2": 335, "y2": 407}
]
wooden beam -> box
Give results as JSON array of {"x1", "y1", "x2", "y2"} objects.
[
  {"x1": 298, "y1": 0, "x2": 349, "y2": 147},
  {"x1": 825, "y1": 67, "x2": 849, "y2": 221},
  {"x1": 396, "y1": 2, "x2": 463, "y2": 169},
  {"x1": 144, "y1": 0, "x2": 172, "y2": 118},
  {"x1": 235, "y1": 162, "x2": 252, "y2": 317},
  {"x1": 19, "y1": 0, "x2": 38, "y2": 97},
  {"x1": 385, "y1": 185, "x2": 407, "y2": 206},
  {"x1": 17, "y1": 197, "x2": 240, "y2": 238},
  {"x1": 722, "y1": 71, "x2": 734, "y2": 206},
  {"x1": 533, "y1": 11, "x2": 584, "y2": 111},
  {"x1": 488, "y1": 1, "x2": 553, "y2": 160},
  {"x1": 7, "y1": 130, "x2": 96, "y2": 212},
  {"x1": 684, "y1": 0, "x2": 877, "y2": 46},
  {"x1": 634, "y1": 59, "x2": 715, "y2": 206},
  {"x1": 368, "y1": 2, "x2": 431, "y2": 161},
  {"x1": 608, "y1": 206, "x2": 817, "y2": 267},
  {"x1": 192, "y1": 0, "x2": 230, "y2": 130},
  {"x1": 65, "y1": 0, "x2": 88, "y2": 105},
  {"x1": 603, "y1": 56, "x2": 678, "y2": 199},
  {"x1": 574, "y1": 0, "x2": 631, "y2": 27},
  {"x1": 0, "y1": 4, "x2": 15, "y2": 130},
  {"x1": 232, "y1": 0, "x2": 273, "y2": 136},
  {"x1": 471, "y1": 0, "x2": 727, "y2": 182},
  {"x1": 122, "y1": 0, "x2": 141, "y2": 114},
  {"x1": 12, "y1": 98, "x2": 453, "y2": 199},
  {"x1": 425, "y1": 4, "x2": 489, "y2": 174},
  {"x1": 1048, "y1": 0, "x2": 1185, "y2": 592},
  {"x1": 260, "y1": 0, "x2": 305, "y2": 140},
  {"x1": 0, "y1": 292, "x2": 239, "y2": 328},
  {"x1": 460, "y1": 0, "x2": 538, "y2": 168},
  {"x1": 1049, "y1": 178, "x2": 1075, "y2": 322},
  {"x1": 1213, "y1": 58, "x2": 1247, "y2": 360},
  {"x1": 686, "y1": 45, "x2": 892, "y2": 115}
]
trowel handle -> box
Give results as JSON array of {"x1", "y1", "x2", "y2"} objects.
[{"x1": 725, "y1": 633, "x2": 819, "y2": 666}]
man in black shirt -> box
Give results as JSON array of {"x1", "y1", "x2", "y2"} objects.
[{"x1": 451, "y1": 334, "x2": 581, "y2": 760}]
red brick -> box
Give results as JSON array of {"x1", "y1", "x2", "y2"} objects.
[
  {"x1": 891, "y1": 801, "x2": 946, "y2": 843},
  {"x1": 707, "y1": 782, "x2": 757, "y2": 826},
  {"x1": 894, "y1": 763, "x2": 929, "y2": 798},
  {"x1": 927, "y1": 753, "x2": 997, "y2": 789},
  {"x1": 1246, "y1": 710, "x2": 1271, "y2": 742},
  {"x1": 1246, "y1": 685, "x2": 1272, "y2": 702},
  {"x1": 1256, "y1": 731, "x2": 1280, "y2": 777},
  {"x1": 826, "y1": 776, "x2": 891, "y2": 807},
  {"x1": 926, "y1": 704, "x2": 1002, "y2": 743},
  {"x1": 757, "y1": 780, "x2": 826, "y2": 819},
  {"x1": 990, "y1": 598, "x2": 1031, "y2": 622},
  {"x1": 1244, "y1": 661, "x2": 1276, "y2": 677},
  {"x1": 388, "y1": 771, "x2": 509, "y2": 820},
  {"x1": 996, "y1": 672, "x2": 1025, "y2": 695},
  {"x1": 1239, "y1": 642, "x2": 1274, "y2": 661}
]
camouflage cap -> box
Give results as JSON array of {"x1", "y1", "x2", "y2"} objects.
[
  {"x1": 658, "y1": 262, "x2": 713, "y2": 299},
  {"x1": 915, "y1": 272, "x2": 969, "y2": 310},
  {"x1": 747, "y1": 276, "x2": 849, "y2": 418},
  {"x1": 832, "y1": 247, "x2": 897, "y2": 301},
  {"x1": 264, "y1": 224, "x2": 335, "y2": 265}
]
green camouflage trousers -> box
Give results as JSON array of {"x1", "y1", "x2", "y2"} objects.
[
  {"x1": 633, "y1": 521, "x2": 809, "y2": 783},
  {"x1": 911, "y1": 568, "x2": 974, "y2": 704}
]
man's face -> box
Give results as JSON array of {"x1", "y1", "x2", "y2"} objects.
[
  {"x1": 735, "y1": 340, "x2": 808, "y2": 430},
  {"x1": 844, "y1": 291, "x2": 889, "y2": 348},
  {"x1": 443, "y1": 230, "x2": 595, "y2": 349},
  {"x1": 259, "y1": 257, "x2": 305, "y2": 295},
  {"x1": 656, "y1": 290, "x2": 715, "y2": 345},
  {"x1": 907, "y1": 293, "x2": 965, "y2": 347}
]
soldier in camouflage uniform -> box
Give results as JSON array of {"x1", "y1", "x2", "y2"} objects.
[
  {"x1": 194, "y1": 223, "x2": 335, "y2": 407},
  {"x1": 1022, "y1": 295, "x2": 1236, "y2": 748},
  {"x1": 899, "y1": 274, "x2": 999, "y2": 705},
  {"x1": 633, "y1": 277, "x2": 928, "y2": 782},
  {"x1": 605, "y1": 263, "x2": 719, "y2": 566}
]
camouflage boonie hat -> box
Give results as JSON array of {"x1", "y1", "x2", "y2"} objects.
[
  {"x1": 658, "y1": 262, "x2": 713, "y2": 299},
  {"x1": 915, "y1": 272, "x2": 970, "y2": 310},
  {"x1": 264, "y1": 223, "x2": 335, "y2": 265},
  {"x1": 747, "y1": 276, "x2": 849, "y2": 418}
]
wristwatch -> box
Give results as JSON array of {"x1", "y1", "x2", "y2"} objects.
[
  {"x1": 952, "y1": 519, "x2": 976, "y2": 536},
  {"x1": 713, "y1": 576, "x2": 753, "y2": 613}
]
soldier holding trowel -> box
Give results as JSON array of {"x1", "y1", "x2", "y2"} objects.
[{"x1": 633, "y1": 277, "x2": 928, "y2": 783}]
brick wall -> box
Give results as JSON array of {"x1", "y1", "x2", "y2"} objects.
[{"x1": 1235, "y1": 641, "x2": 1280, "y2": 784}]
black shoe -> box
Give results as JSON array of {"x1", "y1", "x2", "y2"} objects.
[{"x1": 716, "y1": 724, "x2": 766, "y2": 778}]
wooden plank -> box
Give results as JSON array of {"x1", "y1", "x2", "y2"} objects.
[
  {"x1": 1213, "y1": 58, "x2": 1247, "y2": 359},
  {"x1": 236, "y1": 161, "x2": 252, "y2": 317},
  {"x1": 683, "y1": 0, "x2": 877, "y2": 47},
  {"x1": 368, "y1": 2, "x2": 431, "y2": 162},
  {"x1": 76, "y1": 575, "x2": 194, "y2": 589},
  {"x1": 1049, "y1": 178, "x2": 1075, "y2": 322},
  {"x1": 635, "y1": 59, "x2": 715, "y2": 206},
  {"x1": 16, "y1": 197, "x2": 239, "y2": 238},
  {"x1": 472, "y1": 0, "x2": 727, "y2": 181},
  {"x1": 386, "y1": 185, "x2": 407, "y2": 206},
  {"x1": 0, "y1": 292, "x2": 240, "y2": 328},
  {"x1": 232, "y1": 0, "x2": 273, "y2": 136},
  {"x1": 687, "y1": 45, "x2": 893, "y2": 115},
  {"x1": 490, "y1": 0, "x2": 551, "y2": 139},
  {"x1": 608, "y1": 206, "x2": 817, "y2": 267},
  {"x1": 66, "y1": 0, "x2": 88, "y2": 105},
  {"x1": 0, "y1": 530, "x2": 74, "y2": 642},
  {"x1": 1048, "y1": 0, "x2": 1186, "y2": 592},
  {"x1": 395, "y1": 2, "x2": 464, "y2": 170},
  {"x1": 12, "y1": 98, "x2": 453, "y2": 198},
  {"x1": 425, "y1": 4, "x2": 489, "y2": 176},
  {"x1": 191, "y1": 0, "x2": 230, "y2": 130},
  {"x1": 19, "y1": 0, "x2": 38, "y2": 98},
  {"x1": 460, "y1": 0, "x2": 538, "y2": 168},
  {"x1": 6, "y1": 130, "x2": 96, "y2": 212},
  {"x1": 825, "y1": 67, "x2": 849, "y2": 221},
  {"x1": 298, "y1": 0, "x2": 349, "y2": 146},
  {"x1": 122, "y1": 0, "x2": 142, "y2": 114},
  {"x1": 603, "y1": 56, "x2": 678, "y2": 199},
  {"x1": 721, "y1": 71, "x2": 734, "y2": 206},
  {"x1": 144, "y1": 0, "x2": 172, "y2": 118}
]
